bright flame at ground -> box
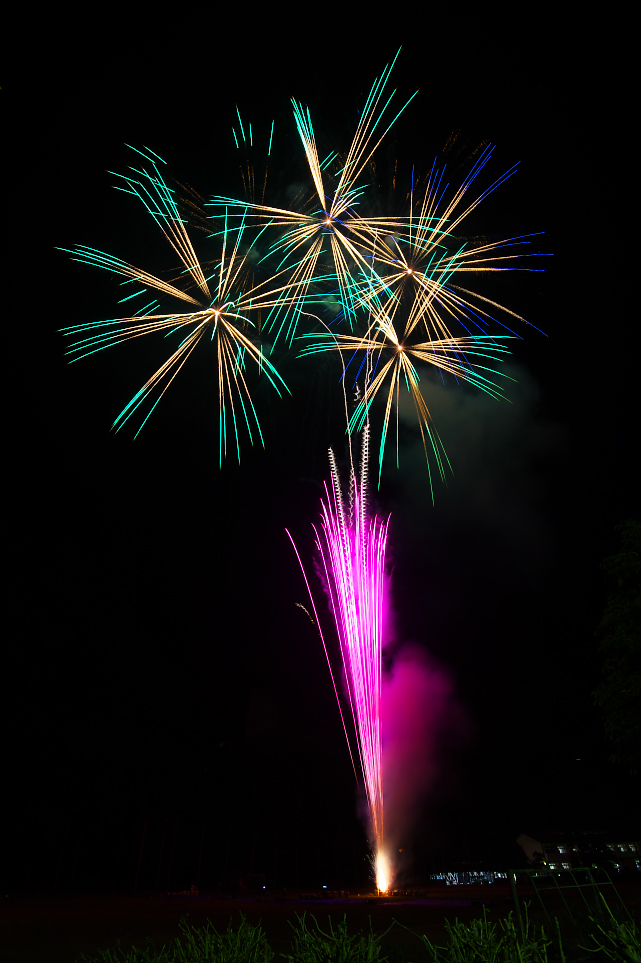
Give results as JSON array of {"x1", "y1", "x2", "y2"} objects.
[{"x1": 375, "y1": 851, "x2": 390, "y2": 893}]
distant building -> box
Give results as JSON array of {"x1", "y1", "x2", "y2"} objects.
[
  {"x1": 429, "y1": 870, "x2": 508, "y2": 885},
  {"x1": 516, "y1": 831, "x2": 640, "y2": 872}
]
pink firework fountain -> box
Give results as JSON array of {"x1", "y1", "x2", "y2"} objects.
[{"x1": 289, "y1": 429, "x2": 391, "y2": 891}]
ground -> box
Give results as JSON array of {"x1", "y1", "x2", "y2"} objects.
[{"x1": 2, "y1": 884, "x2": 641, "y2": 963}]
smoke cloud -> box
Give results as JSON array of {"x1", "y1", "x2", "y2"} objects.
[
  {"x1": 382, "y1": 642, "x2": 470, "y2": 883},
  {"x1": 385, "y1": 361, "x2": 565, "y2": 567}
]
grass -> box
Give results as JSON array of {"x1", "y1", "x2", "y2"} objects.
[
  {"x1": 284, "y1": 913, "x2": 392, "y2": 963},
  {"x1": 77, "y1": 915, "x2": 274, "y2": 963},
  {"x1": 76, "y1": 901, "x2": 640, "y2": 963},
  {"x1": 578, "y1": 899, "x2": 641, "y2": 963},
  {"x1": 406, "y1": 908, "x2": 558, "y2": 963}
]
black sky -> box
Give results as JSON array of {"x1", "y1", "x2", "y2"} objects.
[{"x1": 4, "y1": 17, "x2": 637, "y2": 893}]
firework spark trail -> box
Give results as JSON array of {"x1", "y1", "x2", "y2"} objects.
[{"x1": 291, "y1": 430, "x2": 390, "y2": 890}]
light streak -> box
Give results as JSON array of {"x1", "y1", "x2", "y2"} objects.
[{"x1": 294, "y1": 602, "x2": 314, "y2": 624}]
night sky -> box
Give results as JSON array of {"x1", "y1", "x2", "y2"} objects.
[{"x1": 5, "y1": 19, "x2": 637, "y2": 895}]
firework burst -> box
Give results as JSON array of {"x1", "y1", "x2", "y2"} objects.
[
  {"x1": 59, "y1": 147, "x2": 327, "y2": 462},
  {"x1": 298, "y1": 296, "x2": 514, "y2": 494},
  {"x1": 351, "y1": 146, "x2": 543, "y2": 343},
  {"x1": 293, "y1": 141, "x2": 547, "y2": 488},
  {"x1": 209, "y1": 50, "x2": 418, "y2": 346}
]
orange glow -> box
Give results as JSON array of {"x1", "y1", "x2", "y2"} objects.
[{"x1": 376, "y1": 852, "x2": 390, "y2": 893}]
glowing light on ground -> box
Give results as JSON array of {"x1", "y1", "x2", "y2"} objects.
[{"x1": 375, "y1": 851, "x2": 390, "y2": 893}]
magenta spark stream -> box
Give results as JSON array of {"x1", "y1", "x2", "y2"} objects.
[{"x1": 289, "y1": 433, "x2": 390, "y2": 890}]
